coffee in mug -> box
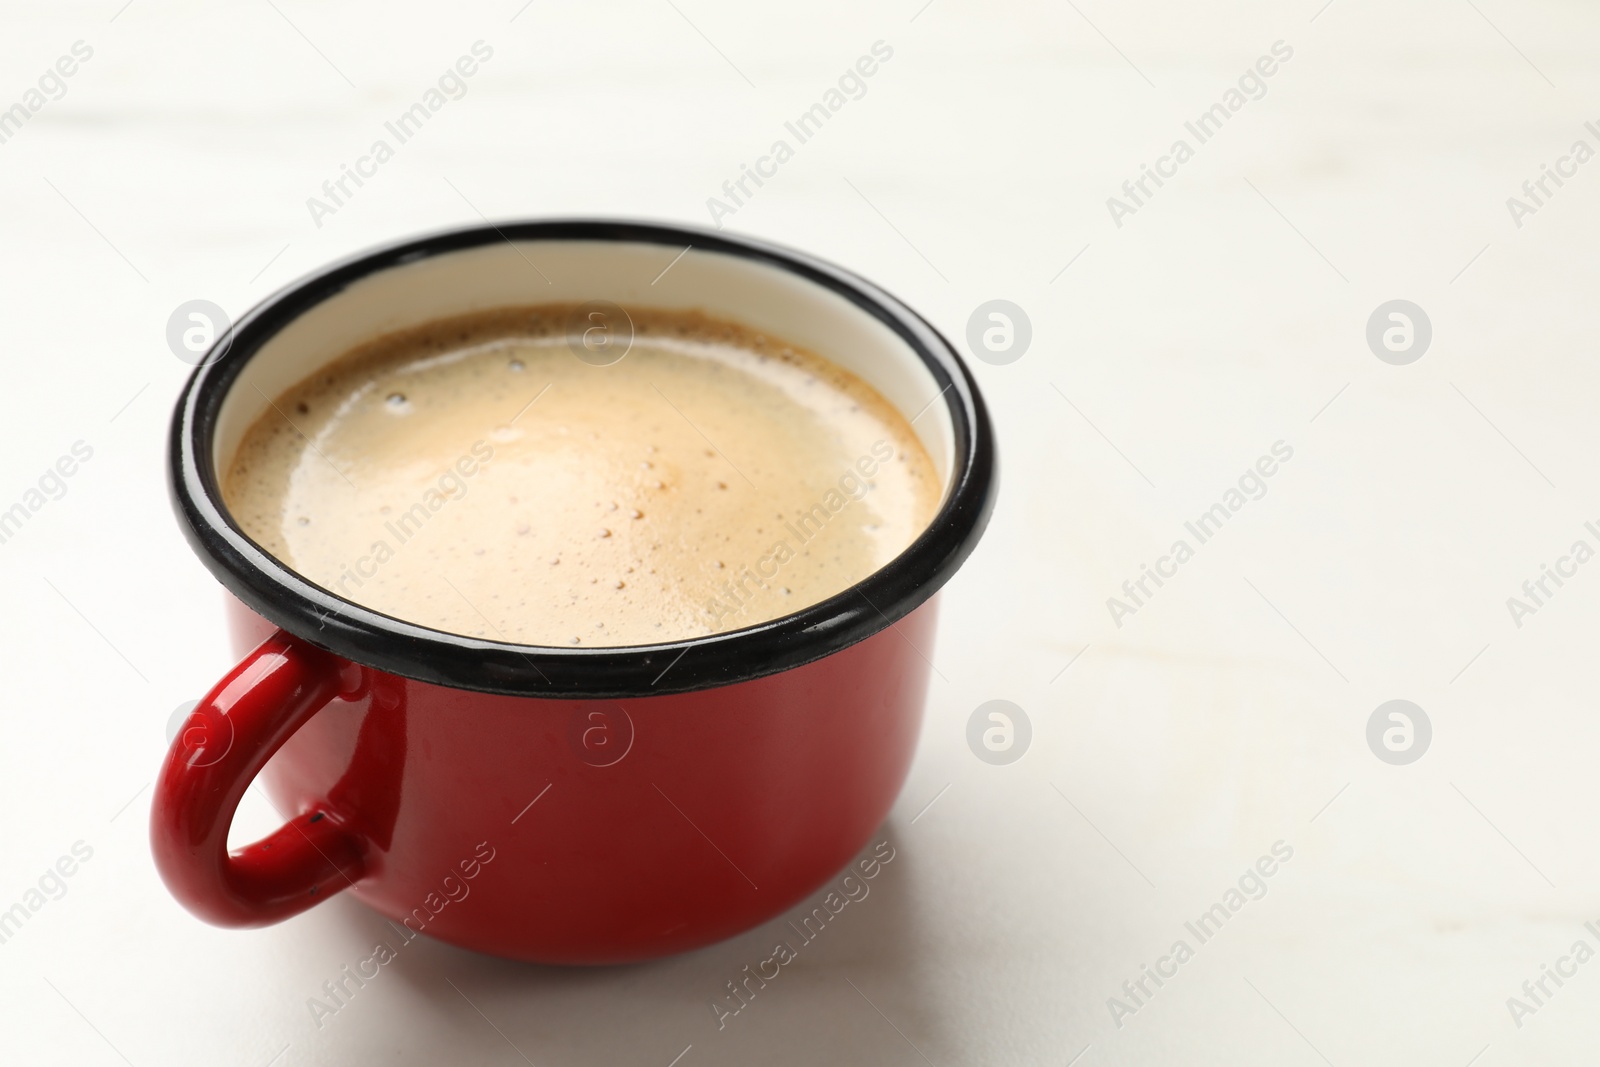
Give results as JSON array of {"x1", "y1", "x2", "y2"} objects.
[
  {"x1": 221, "y1": 305, "x2": 940, "y2": 647},
  {"x1": 154, "y1": 222, "x2": 996, "y2": 961}
]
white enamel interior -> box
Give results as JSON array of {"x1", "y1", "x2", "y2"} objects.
[{"x1": 212, "y1": 240, "x2": 955, "y2": 495}]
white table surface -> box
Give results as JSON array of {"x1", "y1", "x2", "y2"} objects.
[{"x1": 4, "y1": 1, "x2": 1598, "y2": 1063}]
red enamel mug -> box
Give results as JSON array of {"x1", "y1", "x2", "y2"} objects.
[{"x1": 155, "y1": 220, "x2": 996, "y2": 963}]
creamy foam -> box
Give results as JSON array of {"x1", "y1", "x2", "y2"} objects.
[{"x1": 222, "y1": 305, "x2": 941, "y2": 647}]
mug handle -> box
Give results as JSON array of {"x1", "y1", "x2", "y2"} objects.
[{"x1": 151, "y1": 629, "x2": 369, "y2": 927}]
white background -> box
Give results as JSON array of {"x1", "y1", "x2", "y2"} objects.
[{"x1": 2, "y1": 1, "x2": 1598, "y2": 1064}]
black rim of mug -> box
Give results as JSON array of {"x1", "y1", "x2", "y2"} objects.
[{"x1": 169, "y1": 219, "x2": 997, "y2": 698}]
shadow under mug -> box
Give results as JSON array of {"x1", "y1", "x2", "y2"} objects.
[{"x1": 154, "y1": 220, "x2": 996, "y2": 964}]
